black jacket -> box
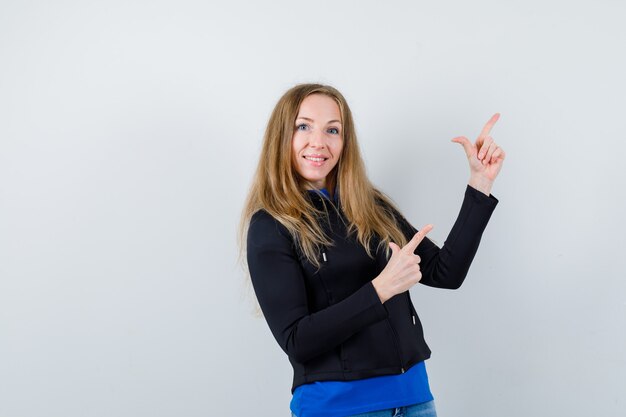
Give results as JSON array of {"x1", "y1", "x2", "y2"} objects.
[{"x1": 246, "y1": 184, "x2": 498, "y2": 394}]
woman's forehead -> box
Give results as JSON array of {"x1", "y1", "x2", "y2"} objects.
[{"x1": 297, "y1": 94, "x2": 341, "y2": 122}]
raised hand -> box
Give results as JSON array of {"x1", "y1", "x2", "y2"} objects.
[
  {"x1": 451, "y1": 113, "x2": 506, "y2": 184},
  {"x1": 372, "y1": 224, "x2": 434, "y2": 303}
]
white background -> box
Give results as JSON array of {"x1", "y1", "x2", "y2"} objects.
[{"x1": 1, "y1": 1, "x2": 625, "y2": 416}]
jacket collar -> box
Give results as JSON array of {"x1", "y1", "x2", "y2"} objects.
[{"x1": 306, "y1": 183, "x2": 340, "y2": 204}]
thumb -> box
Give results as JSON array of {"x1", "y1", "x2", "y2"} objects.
[
  {"x1": 451, "y1": 135, "x2": 475, "y2": 157},
  {"x1": 389, "y1": 241, "x2": 400, "y2": 256}
]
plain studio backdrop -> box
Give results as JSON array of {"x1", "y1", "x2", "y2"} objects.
[{"x1": 1, "y1": 1, "x2": 625, "y2": 416}]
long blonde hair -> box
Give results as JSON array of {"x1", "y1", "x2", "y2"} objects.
[{"x1": 237, "y1": 83, "x2": 422, "y2": 316}]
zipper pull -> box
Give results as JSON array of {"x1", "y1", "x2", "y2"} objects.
[
  {"x1": 412, "y1": 315, "x2": 416, "y2": 325},
  {"x1": 322, "y1": 252, "x2": 327, "y2": 262},
  {"x1": 401, "y1": 367, "x2": 405, "y2": 373}
]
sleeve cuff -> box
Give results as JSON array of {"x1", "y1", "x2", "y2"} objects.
[
  {"x1": 466, "y1": 184, "x2": 499, "y2": 206},
  {"x1": 365, "y1": 280, "x2": 390, "y2": 320}
]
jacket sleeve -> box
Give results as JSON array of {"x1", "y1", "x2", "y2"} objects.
[
  {"x1": 391, "y1": 184, "x2": 499, "y2": 290},
  {"x1": 246, "y1": 210, "x2": 390, "y2": 363}
]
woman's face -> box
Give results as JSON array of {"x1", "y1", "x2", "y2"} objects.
[{"x1": 291, "y1": 94, "x2": 344, "y2": 190}]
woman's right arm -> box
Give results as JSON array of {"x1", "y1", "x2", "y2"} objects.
[{"x1": 246, "y1": 210, "x2": 389, "y2": 363}]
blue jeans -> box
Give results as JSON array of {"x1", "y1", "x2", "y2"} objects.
[{"x1": 291, "y1": 399, "x2": 437, "y2": 417}]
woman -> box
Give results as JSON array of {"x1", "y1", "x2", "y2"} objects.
[{"x1": 238, "y1": 83, "x2": 504, "y2": 417}]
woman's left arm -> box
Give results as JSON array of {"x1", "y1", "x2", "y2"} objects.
[
  {"x1": 391, "y1": 185, "x2": 499, "y2": 290},
  {"x1": 392, "y1": 113, "x2": 506, "y2": 290}
]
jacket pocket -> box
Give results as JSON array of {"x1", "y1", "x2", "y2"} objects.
[{"x1": 342, "y1": 320, "x2": 399, "y2": 371}]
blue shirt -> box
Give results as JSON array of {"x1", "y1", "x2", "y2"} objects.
[
  {"x1": 290, "y1": 361, "x2": 434, "y2": 417},
  {"x1": 292, "y1": 187, "x2": 434, "y2": 417}
]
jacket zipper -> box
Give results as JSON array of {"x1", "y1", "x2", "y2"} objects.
[
  {"x1": 323, "y1": 249, "x2": 349, "y2": 373},
  {"x1": 385, "y1": 319, "x2": 405, "y2": 373},
  {"x1": 387, "y1": 292, "x2": 419, "y2": 374},
  {"x1": 406, "y1": 292, "x2": 416, "y2": 325},
  {"x1": 320, "y1": 212, "x2": 405, "y2": 374},
  {"x1": 319, "y1": 249, "x2": 333, "y2": 303},
  {"x1": 339, "y1": 343, "x2": 348, "y2": 372}
]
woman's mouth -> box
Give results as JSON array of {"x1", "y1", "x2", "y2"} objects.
[{"x1": 303, "y1": 155, "x2": 328, "y2": 167}]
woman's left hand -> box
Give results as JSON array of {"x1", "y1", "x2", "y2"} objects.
[{"x1": 451, "y1": 113, "x2": 506, "y2": 189}]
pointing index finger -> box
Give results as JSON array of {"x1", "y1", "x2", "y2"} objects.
[
  {"x1": 404, "y1": 224, "x2": 434, "y2": 254},
  {"x1": 478, "y1": 113, "x2": 500, "y2": 140}
]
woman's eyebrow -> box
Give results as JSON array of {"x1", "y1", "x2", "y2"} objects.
[{"x1": 296, "y1": 116, "x2": 342, "y2": 124}]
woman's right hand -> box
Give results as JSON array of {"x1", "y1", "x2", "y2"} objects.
[{"x1": 372, "y1": 224, "x2": 434, "y2": 303}]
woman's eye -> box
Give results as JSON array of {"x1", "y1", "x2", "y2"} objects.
[{"x1": 295, "y1": 124, "x2": 340, "y2": 135}]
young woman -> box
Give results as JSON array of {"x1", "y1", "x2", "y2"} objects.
[{"x1": 238, "y1": 83, "x2": 505, "y2": 417}]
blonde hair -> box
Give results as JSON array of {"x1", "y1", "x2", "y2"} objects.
[{"x1": 237, "y1": 83, "x2": 420, "y2": 317}]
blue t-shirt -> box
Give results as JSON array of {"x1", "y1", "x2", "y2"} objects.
[
  {"x1": 290, "y1": 361, "x2": 434, "y2": 417},
  {"x1": 292, "y1": 187, "x2": 434, "y2": 417}
]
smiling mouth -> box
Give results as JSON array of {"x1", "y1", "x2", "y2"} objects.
[{"x1": 303, "y1": 156, "x2": 329, "y2": 162}]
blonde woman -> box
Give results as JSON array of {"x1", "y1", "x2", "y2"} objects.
[{"x1": 238, "y1": 83, "x2": 504, "y2": 417}]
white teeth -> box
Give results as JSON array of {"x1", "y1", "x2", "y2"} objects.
[{"x1": 305, "y1": 156, "x2": 326, "y2": 162}]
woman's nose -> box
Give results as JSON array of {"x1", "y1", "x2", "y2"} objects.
[{"x1": 309, "y1": 130, "x2": 326, "y2": 148}]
